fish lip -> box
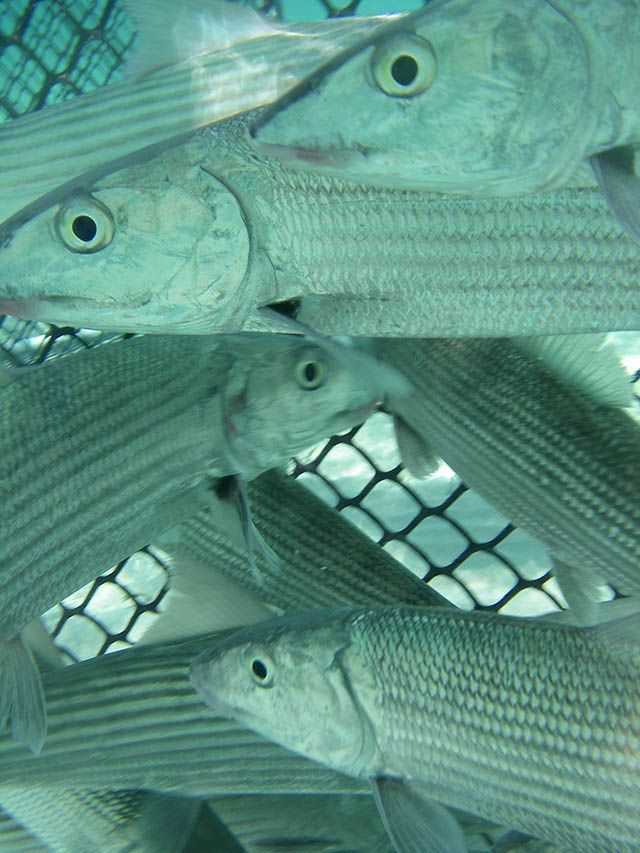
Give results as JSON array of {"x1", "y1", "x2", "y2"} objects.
[
  {"x1": 332, "y1": 402, "x2": 378, "y2": 432},
  {"x1": 251, "y1": 138, "x2": 367, "y2": 170}
]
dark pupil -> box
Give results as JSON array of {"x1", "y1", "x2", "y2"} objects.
[
  {"x1": 304, "y1": 362, "x2": 318, "y2": 384},
  {"x1": 391, "y1": 54, "x2": 418, "y2": 87},
  {"x1": 252, "y1": 659, "x2": 268, "y2": 680},
  {"x1": 72, "y1": 215, "x2": 98, "y2": 242}
]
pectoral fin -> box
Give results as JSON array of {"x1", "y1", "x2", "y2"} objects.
[
  {"x1": 221, "y1": 475, "x2": 282, "y2": 583},
  {"x1": 372, "y1": 777, "x2": 467, "y2": 853},
  {"x1": 393, "y1": 415, "x2": 441, "y2": 478},
  {"x1": 591, "y1": 146, "x2": 640, "y2": 245},
  {"x1": 550, "y1": 557, "x2": 606, "y2": 627},
  {"x1": 0, "y1": 635, "x2": 46, "y2": 754},
  {"x1": 139, "y1": 546, "x2": 270, "y2": 645}
]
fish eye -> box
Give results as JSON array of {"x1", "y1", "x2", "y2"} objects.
[
  {"x1": 55, "y1": 195, "x2": 115, "y2": 254},
  {"x1": 371, "y1": 33, "x2": 437, "y2": 98},
  {"x1": 250, "y1": 656, "x2": 274, "y2": 686},
  {"x1": 295, "y1": 357, "x2": 326, "y2": 390}
]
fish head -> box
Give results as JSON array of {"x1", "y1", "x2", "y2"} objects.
[
  {"x1": 252, "y1": 0, "x2": 591, "y2": 195},
  {"x1": 0, "y1": 140, "x2": 250, "y2": 333},
  {"x1": 191, "y1": 609, "x2": 377, "y2": 777},
  {"x1": 221, "y1": 334, "x2": 412, "y2": 475}
]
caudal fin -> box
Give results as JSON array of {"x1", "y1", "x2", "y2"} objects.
[{"x1": 0, "y1": 636, "x2": 46, "y2": 754}]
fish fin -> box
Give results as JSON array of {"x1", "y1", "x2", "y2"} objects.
[
  {"x1": 393, "y1": 415, "x2": 441, "y2": 478},
  {"x1": 591, "y1": 146, "x2": 640, "y2": 245},
  {"x1": 123, "y1": 0, "x2": 274, "y2": 78},
  {"x1": 372, "y1": 777, "x2": 467, "y2": 853},
  {"x1": 140, "y1": 547, "x2": 269, "y2": 645},
  {"x1": 212, "y1": 475, "x2": 282, "y2": 584},
  {"x1": 234, "y1": 476, "x2": 282, "y2": 583},
  {"x1": 0, "y1": 636, "x2": 46, "y2": 754},
  {"x1": 514, "y1": 333, "x2": 633, "y2": 408},
  {"x1": 550, "y1": 557, "x2": 608, "y2": 627},
  {"x1": 20, "y1": 619, "x2": 65, "y2": 672}
]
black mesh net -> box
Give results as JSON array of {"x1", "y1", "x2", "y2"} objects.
[{"x1": 0, "y1": 0, "x2": 636, "y2": 665}]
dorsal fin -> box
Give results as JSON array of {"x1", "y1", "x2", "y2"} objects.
[
  {"x1": 123, "y1": 0, "x2": 275, "y2": 78},
  {"x1": 514, "y1": 334, "x2": 633, "y2": 408}
]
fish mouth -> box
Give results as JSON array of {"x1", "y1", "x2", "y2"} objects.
[
  {"x1": 331, "y1": 402, "x2": 378, "y2": 433},
  {"x1": 251, "y1": 138, "x2": 368, "y2": 171},
  {"x1": 0, "y1": 294, "x2": 214, "y2": 334}
]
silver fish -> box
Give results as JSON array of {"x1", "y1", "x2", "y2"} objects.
[
  {"x1": 253, "y1": 0, "x2": 640, "y2": 240},
  {"x1": 0, "y1": 629, "x2": 366, "y2": 798},
  {"x1": 0, "y1": 472, "x2": 438, "y2": 793},
  {"x1": 148, "y1": 469, "x2": 445, "y2": 639},
  {"x1": 0, "y1": 332, "x2": 400, "y2": 753},
  {"x1": 191, "y1": 605, "x2": 640, "y2": 853},
  {"x1": 378, "y1": 335, "x2": 640, "y2": 621},
  {"x1": 3, "y1": 122, "x2": 640, "y2": 337},
  {"x1": 0, "y1": 0, "x2": 401, "y2": 230},
  {"x1": 0, "y1": 620, "x2": 212, "y2": 853}
]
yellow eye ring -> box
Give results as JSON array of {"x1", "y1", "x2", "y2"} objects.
[
  {"x1": 371, "y1": 33, "x2": 437, "y2": 98},
  {"x1": 55, "y1": 195, "x2": 115, "y2": 254},
  {"x1": 295, "y1": 357, "x2": 326, "y2": 390}
]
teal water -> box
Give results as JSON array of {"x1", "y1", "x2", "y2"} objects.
[{"x1": 1, "y1": 2, "x2": 639, "y2": 851}]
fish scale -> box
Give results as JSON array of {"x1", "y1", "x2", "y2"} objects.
[
  {"x1": 233, "y1": 156, "x2": 640, "y2": 335},
  {"x1": 0, "y1": 8, "x2": 401, "y2": 229},
  {"x1": 0, "y1": 471, "x2": 438, "y2": 793},
  {"x1": 0, "y1": 336, "x2": 229, "y2": 640},
  {"x1": 168, "y1": 469, "x2": 444, "y2": 612},
  {"x1": 379, "y1": 337, "x2": 640, "y2": 598},
  {"x1": 0, "y1": 328, "x2": 400, "y2": 753},
  {"x1": 348, "y1": 607, "x2": 640, "y2": 851},
  {"x1": 0, "y1": 636, "x2": 366, "y2": 797}
]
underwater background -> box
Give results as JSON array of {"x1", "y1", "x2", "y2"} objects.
[
  {"x1": 1, "y1": 0, "x2": 639, "y2": 663},
  {"x1": 1, "y1": 3, "x2": 640, "y2": 853}
]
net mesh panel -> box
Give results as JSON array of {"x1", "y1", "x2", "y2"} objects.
[{"x1": 0, "y1": 0, "x2": 633, "y2": 663}]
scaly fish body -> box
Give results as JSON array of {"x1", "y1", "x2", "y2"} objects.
[
  {"x1": 0, "y1": 332, "x2": 396, "y2": 751},
  {"x1": 0, "y1": 0, "x2": 399, "y2": 230},
  {"x1": 4, "y1": 124, "x2": 640, "y2": 336},
  {"x1": 0, "y1": 472, "x2": 438, "y2": 792},
  {"x1": 155, "y1": 469, "x2": 444, "y2": 620},
  {"x1": 0, "y1": 631, "x2": 366, "y2": 797},
  {"x1": 0, "y1": 623, "x2": 219, "y2": 853},
  {"x1": 0, "y1": 787, "x2": 204, "y2": 853},
  {"x1": 378, "y1": 337, "x2": 640, "y2": 607},
  {"x1": 191, "y1": 606, "x2": 640, "y2": 852}
]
